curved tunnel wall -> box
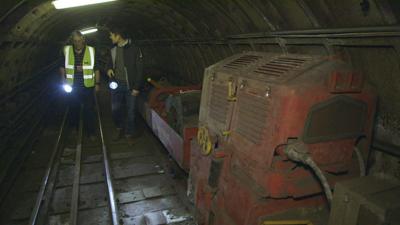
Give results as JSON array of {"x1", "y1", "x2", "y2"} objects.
[{"x1": 1, "y1": 1, "x2": 400, "y2": 159}]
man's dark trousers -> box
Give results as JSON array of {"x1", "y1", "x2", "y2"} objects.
[
  {"x1": 111, "y1": 85, "x2": 136, "y2": 135},
  {"x1": 68, "y1": 87, "x2": 96, "y2": 136}
]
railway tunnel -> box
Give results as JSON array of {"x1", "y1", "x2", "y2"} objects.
[{"x1": 1, "y1": 1, "x2": 400, "y2": 225}]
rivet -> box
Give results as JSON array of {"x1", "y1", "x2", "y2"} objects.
[
  {"x1": 239, "y1": 80, "x2": 246, "y2": 89},
  {"x1": 265, "y1": 86, "x2": 271, "y2": 97}
]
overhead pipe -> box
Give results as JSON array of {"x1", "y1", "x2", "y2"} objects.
[
  {"x1": 136, "y1": 26, "x2": 400, "y2": 44},
  {"x1": 372, "y1": 139, "x2": 400, "y2": 158},
  {"x1": 0, "y1": 0, "x2": 28, "y2": 24},
  {"x1": 228, "y1": 26, "x2": 400, "y2": 39}
]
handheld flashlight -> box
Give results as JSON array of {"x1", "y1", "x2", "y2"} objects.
[
  {"x1": 109, "y1": 77, "x2": 118, "y2": 90},
  {"x1": 63, "y1": 84, "x2": 73, "y2": 93}
]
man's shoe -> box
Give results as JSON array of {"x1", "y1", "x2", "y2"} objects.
[
  {"x1": 112, "y1": 128, "x2": 124, "y2": 141},
  {"x1": 126, "y1": 135, "x2": 136, "y2": 146},
  {"x1": 131, "y1": 131, "x2": 142, "y2": 139},
  {"x1": 89, "y1": 135, "x2": 97, "y2": 142}
]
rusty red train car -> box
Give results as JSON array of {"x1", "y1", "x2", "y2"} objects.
[
  {"x1": 138, "y1": 79, "x2": 201, "y2": 172},
  {"x1": 190, "y1": 52, "x2": 377, "y2": 225}
]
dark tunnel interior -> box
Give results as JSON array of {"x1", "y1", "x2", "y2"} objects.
[{"x1": 1, "y1": 1, "x2": 400, "y2": 224}]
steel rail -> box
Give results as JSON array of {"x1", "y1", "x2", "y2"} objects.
[
  {"x1": 69, "y1": 105, "x2": 84, "y2": 225},
  {"x1": 28, "y1": 107, "x2": 69, "y2": 225},
  {"x1": 94, "y1": 94, "x2": 120, "y2": 225},
  {"x1": 0, "y1": 96, "x2": 55, "y2": 204}
]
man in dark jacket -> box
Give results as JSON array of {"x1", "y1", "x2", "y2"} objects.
[{"x1": 107, "y1": 27, "x2": 143, "y2": 145}]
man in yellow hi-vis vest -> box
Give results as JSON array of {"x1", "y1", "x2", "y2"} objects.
[{"x1": 59, "y1": 31, "x2": 100, "y2": 139}]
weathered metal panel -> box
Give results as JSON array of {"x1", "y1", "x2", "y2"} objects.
[{"x1": 191, "y1": 51, "x2": 377, "y2": 225}]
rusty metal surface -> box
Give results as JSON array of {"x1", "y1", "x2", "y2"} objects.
[
  {"x1": 252, "y1": 56, "x2": 317, "y2": 83},
  {"x1": 209, "y1": 83, "x2": 229, "y2": 124},
  {"x1": 303, "y1": 95, "x2": 368, "y2": 143},
  {"x1": 200, "y1": 70, "x2": 237, "y2": 137},
  {"x1": 192, "y1": 51, "x2": 377, "y2": 225},
  {"x1": 236, "y1": 92, "x2": 269, "y2": 144},
  {"x1": 223, "y1": 54, "x2": 262, "y2": 70}
]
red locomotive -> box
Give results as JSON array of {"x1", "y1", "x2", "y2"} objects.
[{"x1": 190, "y1": 52, "x2": 377, "y2": 225}]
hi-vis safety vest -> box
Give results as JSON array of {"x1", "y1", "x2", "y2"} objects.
[{"x1": 64, "y1": 45, "x2": 95, "y2": 87}]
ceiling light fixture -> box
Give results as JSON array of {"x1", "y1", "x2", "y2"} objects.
[
  {"x1": 80, "y1": 27, "x2": 98, "y2": 35},
  {"x1": 52, "y1": 0, "x2": 116, "y2": 9}
]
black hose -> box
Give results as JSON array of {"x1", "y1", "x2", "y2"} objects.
[
  {"x1": 354, "y1": 146, "x2": 366, "y2": 177},
  {"x1": 284, "y1": 142, "x2": 333, "y2": 205}
]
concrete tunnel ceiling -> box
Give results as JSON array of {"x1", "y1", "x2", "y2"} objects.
[
  {"x1": 3, "y1": 1, "x2": 400, "y2": 40},
  {"x1": 1, "y1": 0, "x2": 400, "y2": 136}
]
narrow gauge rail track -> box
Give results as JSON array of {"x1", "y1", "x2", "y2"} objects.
[{"x1": 1, "y1": 91, "x2": 195, "y2": 225}]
